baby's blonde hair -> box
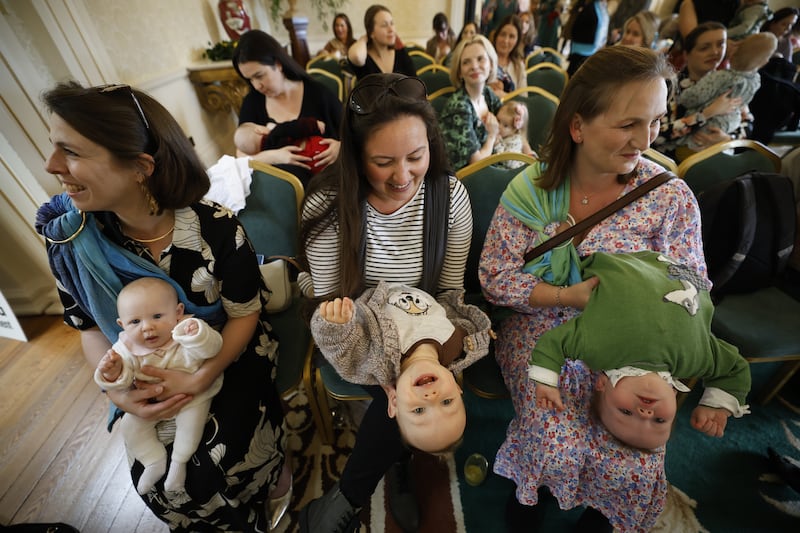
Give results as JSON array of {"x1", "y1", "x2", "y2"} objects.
[{"x1": 730, "y1": 32, "x2": 778, "y2": 72}]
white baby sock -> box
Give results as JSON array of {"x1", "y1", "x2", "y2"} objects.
[
  {"x1": 136, "y1": 459, "x2": 167, "y2": 495},
  {"x1": 164, "y1": 460, "x2": 187, "y2": 493}
]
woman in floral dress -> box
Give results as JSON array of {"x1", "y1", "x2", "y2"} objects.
[{"x1": 480, "y1": 46, "x2": 708, "y2": 532}]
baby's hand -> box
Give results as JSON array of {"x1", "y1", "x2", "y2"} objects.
[
  {"x1": 319, "y1": 297, "x2": 354, "y2": 324},
  {"x1": 690, "y1": 405, "x2": 730, "y2": 437},
  {"x1": 183, "y1": 319, "x2": 198, "y2": 336},
  {"x1": 535, "y1": 383, "x2": 565, "y2": 411},
  {"x1": 98, "y1": 349, "x2": 123, "y2": 381}
]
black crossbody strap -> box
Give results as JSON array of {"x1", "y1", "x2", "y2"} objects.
[{"x1": 523, "y1": 171, "x2": 676, "y2": 263}]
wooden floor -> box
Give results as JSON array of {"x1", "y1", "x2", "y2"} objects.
[{"x1": 0, "y1": 315, "x2": 168, "y2": 532}]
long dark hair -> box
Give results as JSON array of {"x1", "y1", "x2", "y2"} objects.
[
  {"x1": 333, "y1": 13, "x2": 356, "y2": 47},
  {"x1": 42, "y1": 81, "x2": 209, "y2": 210},
  {"x1": 537, "y1": 46, "x2": 674, "y2": 190},
  {"x1": 761, "y1": 7, "x2": 800, "y2": 34},
  {"x1": 364, "y1": 4, "x2": 392, "y2": 49},
  {"x1": 300, "y1": 74, "x2": 450, "y2": 299},
  {"x1": 492, "y1": 14, "x2": 525, "y2": 66},
  {"x1": 233, "y1": 29, "x2": 310, "y2": 82}
]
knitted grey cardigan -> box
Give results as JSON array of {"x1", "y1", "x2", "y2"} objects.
[{"x1": 310, "y1": 281, "x2": 493, "y2": 385}]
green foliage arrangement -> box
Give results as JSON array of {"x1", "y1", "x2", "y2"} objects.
[{"x1": 204, "y1": 40, "x2": 238, "y2": 61}]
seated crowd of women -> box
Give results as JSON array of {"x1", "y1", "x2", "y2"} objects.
[{"x1": 33, "y1": 2, "x2": 798, "y2": 533}]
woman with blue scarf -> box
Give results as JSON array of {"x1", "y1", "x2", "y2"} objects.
[
  {"x1": 35, "y1": 82, "x2": 289, "y2": 532},
  {"x1": 479, "y1": 47, "x2": 708, "y2": 532}
]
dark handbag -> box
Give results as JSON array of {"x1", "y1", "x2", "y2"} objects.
[{"x1": 523, "y1": 171, "x2": 675, "y2": 264}]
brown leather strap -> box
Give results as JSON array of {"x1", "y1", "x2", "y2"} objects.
[{"x1": 523, "y1": 171, "x2": 676, "y2": 263}]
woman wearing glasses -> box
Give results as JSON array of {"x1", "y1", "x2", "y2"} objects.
[
  {"x1": 36, "y1": 82, "x2": 290, "y2": 531},
  {"x1": 233, "y1": 30, "x2": 343, "y2": 185},
  {"x1": 298, "y1": 73, "x2": 474, "y2": 532}
]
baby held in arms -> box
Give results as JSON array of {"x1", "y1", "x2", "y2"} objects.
[
  {"x1": 678, "y1": 32, "x2": 778, "y2": 149},
  {"x1": 529, "y1": 251, "x2": 751, "y2": 450},
  {"x1": 94, "y1": 277, "x2": 223, "y2": 494},
  {"x1": 492, "y1": 100, "x2": 532, "y2": 168},
  {"x1": 312, "y1": 281, "x2": 493, "y2": 453}
]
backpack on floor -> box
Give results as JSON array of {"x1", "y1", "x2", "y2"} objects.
[{"x1": 696, "y1": 172, "x2": 796, "y2": 298}]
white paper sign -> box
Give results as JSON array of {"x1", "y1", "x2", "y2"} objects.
[{"x1": 0, "y1": 290, "x2": 27, "y2": 342}]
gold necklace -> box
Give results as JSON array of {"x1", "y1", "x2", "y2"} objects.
[{"x1": 128, "y1": 225, "x2": 174, "y2": 243}]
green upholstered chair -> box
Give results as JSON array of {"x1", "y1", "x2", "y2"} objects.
[
  {"x1": 307, "y1": 68, "x2": 344, "y2": 102},
  {"x1": 428, "y1": 86, "x2": 456, "y2": 119},
  {"x1": 502, "y1": 86, "x2": 559, "y2": 153},
  {"x1": 642, "y1": 148, "x2": 678, "y2": 174},
  {"x1": 409, "y1": 50, "x2": 436, "y2": 72},
  {"x1": 238, "y1": 161, "x2": 313, "y2": 401},
  {"x1": 526, "y1": 47, "x2": 566, "y2": 68},
  {"x1": 677, "y1": 139, "x2": 781, "y2": 193},
  {"x1": 525, "y1": 62, "x2": 568, "y2": 98},
  {"x1": 417, "y1": 63, "x2": 452, "y2": 94},
  {"x1": 306, "y1": 55, "x2": 343, "y2": 77},
  {"x1": 710, "y1": 287, "x2": 800, "y2": 404},
  {"x1": 304, "y1": 353, "x2": 371, "y2": 445},
  {"x1": 678, "y1": 141, "x2": 800, "y2": 405},
  {"x1": 457, "y1": 153, "x2": 538, "y2": 399},
  {"x1": 526, "y1": 48, "x2": 547, "y2": 68}
]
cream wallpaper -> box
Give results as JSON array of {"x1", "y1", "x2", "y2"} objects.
[
  {"x1": 79, "y1": 1, "x2": 457, "y2": 84},
  {"x1": 83, "y1": 0, "x2": 224, "y2": 84},
  {"x1": 301, "y1": 0, "x2": 460, "y2": 52}
]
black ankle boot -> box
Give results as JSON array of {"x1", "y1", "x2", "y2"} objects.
[
  {"x1": 299, "y1": 482, "x2": 361, "y2": 533},
  {"x1": 574, "y1": 506, "x2": 612, "y2": 533},
  {"x1": 386, "y1": 457, "x2": 419, "y2": 533}
]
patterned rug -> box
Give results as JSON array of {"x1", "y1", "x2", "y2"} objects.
[{"x1": 273, "y1": 387, "x2": 461, "y2": 533}]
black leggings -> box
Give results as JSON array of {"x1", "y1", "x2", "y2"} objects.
[{"x1": 338, "y1": 385, "x2": 411, "y2": 506}]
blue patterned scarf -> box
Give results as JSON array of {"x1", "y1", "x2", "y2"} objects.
[{"x1": 35, "y1": 193, "x2": 225, "y2": 342}]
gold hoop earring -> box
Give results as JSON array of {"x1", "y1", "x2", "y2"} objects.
[{"x1": 139, "y1": 180, "x2": 159, "y2": 215}]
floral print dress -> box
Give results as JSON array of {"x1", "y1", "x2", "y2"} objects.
[
  {"x1": 53, "y1": 201, "x2": 286, "y2": 532},
  {"x1": 479, "y1": 159, "x2": 708, "y2": 532}
]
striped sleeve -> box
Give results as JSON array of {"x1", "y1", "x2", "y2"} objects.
[
  {"x1": 304, "y1": 177, "x2": 473, "y2": 296},
  {"x1": 302, "y1": 188, "x2": 341, "y2": 298},
  {"x1": 439, "y1": 177, "x2": 472, "y2": 290}
]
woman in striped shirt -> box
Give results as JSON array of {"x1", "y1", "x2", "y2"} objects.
[{"x1": 298, "y1": 73, "x2": 473, "y2": 533}]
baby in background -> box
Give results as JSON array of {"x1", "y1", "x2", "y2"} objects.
[
  {"x1": 312, "y1": 282, "x2": 493, "y2": 454},
  {"x1": 678, "y1": 32, "x2": 778, "y2": 150},
  {"x1": 260, "y1": 116, "x2": 328, "y2": 174},
  {"x1": 529, "y1": 251, "x2": 751, "y2": 451},
  {"x1": 492, "y1": 100, "x2": 531, "y2": 168},
  {"x1": 95, "y1": 277, "x2": 223, "y2": 495}
]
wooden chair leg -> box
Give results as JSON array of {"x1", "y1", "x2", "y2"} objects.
[
  {"x1": 758, "y1": 360, "x2": 800, "y2": 405},
  {"x1": 302, "y1": 343, "x2": 335, "y2": 445}
]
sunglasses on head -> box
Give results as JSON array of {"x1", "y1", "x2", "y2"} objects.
[
  {"x1": 348, "y1": 76, "x2": 427, "y2": 115},
  {"x1": 98, "y1": 84, "x2": 150, "y2": 131}
]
